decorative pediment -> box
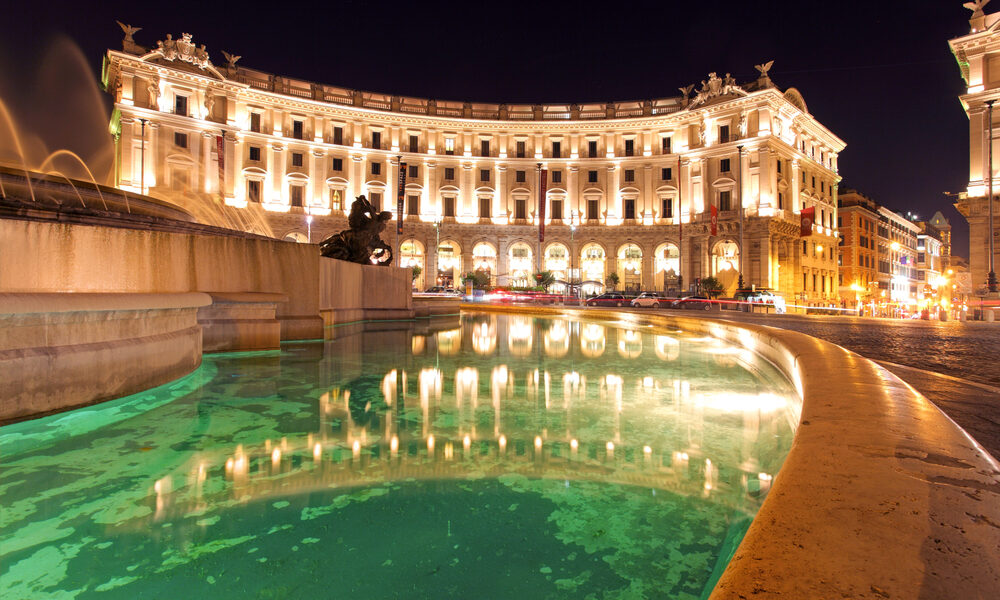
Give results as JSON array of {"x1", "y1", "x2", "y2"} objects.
[
  {"x1": 137, "y1": 31, "x2": 226, "y2": 79},
  {"x1": 686, "y1": 72, "x2": 748, "y2": 110}
]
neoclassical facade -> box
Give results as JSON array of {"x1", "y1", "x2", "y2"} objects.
[
  {"x1": 951, "y1": 3, "x2": 1000, "y2": 292},
  {"x1": 103, "y1": 28, "x2": 844, "y2": 301}
]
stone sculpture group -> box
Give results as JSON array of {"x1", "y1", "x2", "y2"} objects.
[{"x1": 319, "y1": 196, "x2": 394, "y2": 266}]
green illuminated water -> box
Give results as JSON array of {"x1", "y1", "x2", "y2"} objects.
[{"x1": 0, "y1": 313, "x2": 798, "y2": 599}]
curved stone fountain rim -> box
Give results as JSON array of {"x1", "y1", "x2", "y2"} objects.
[{"x1": 463, "y1": 304, "x2": 1000, "y2": 599}]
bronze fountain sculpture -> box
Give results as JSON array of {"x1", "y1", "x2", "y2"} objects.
[{"x1": 319, "y1": 195, "x2": 394, "y2": 265}]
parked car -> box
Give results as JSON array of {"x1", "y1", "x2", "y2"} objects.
[
  {"x1": 422, "y1": 286, "x2": 462, "y2": 296},
  {"x1": 631, "y1": 292, "x2": 668, "y2": 308},
  {"x1": 670, "y1": 295, "x2": 713, "y2": 310},
  {"x1": 733, "y1": 289, "x2": 786, "y2": 313},
  {"x1": 585, "y1": 292, "x2": 629, "y2": 307}
]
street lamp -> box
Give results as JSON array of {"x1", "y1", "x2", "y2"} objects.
[
  {"x1": 433, "y1": 214, "x2": 442, "y2": 285},
  {"x1": 737, "y1": 145, "x2": 745, "y2": 290},
  {"x1": 988, "y1": 100, "x2": 998, "y2": 292},
  {"x1": 306, "y1": 214, "x2": 313, "y2": 243},
  {"x1": 570, "y1": 210, "x2": 577, "y2": 300}
]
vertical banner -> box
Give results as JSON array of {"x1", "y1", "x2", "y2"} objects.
[
  {"x1": 710, "y1": 204, "x2": 718, "y2": 236},
  {"x1": 397, "y1": 162, "x2": 407, "y2": 234},
  {"x1": 800, "y1": 206, "x2": 815, "y2": 237},
  {"x1": 538, "y1": 169, "x2": 548, "y2": 243},
  {"x1": 215, "y1": 135, "x2": 225, "y2": 197}
]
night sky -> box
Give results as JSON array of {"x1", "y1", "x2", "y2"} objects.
[{"x1": 0, "y1": 1, "x2": 977, "y2": 256}]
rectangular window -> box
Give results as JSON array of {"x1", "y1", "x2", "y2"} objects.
[
  {"x1": 174, "y1": 132, "x2": 187, "y2": 148},
  {"x1": 174, "y1": 95, "x2": 187, "y2": 116},
  {"x1": 812, "y1": 273, "x2": 817, "y2": 291},
  {"x1": 333, "y1": 126, "x2": 344, "y2": 145},
  {"x1": 290, "y1": 185, "x2": 303, "y2": 207},
  {"x1": 445, "y1": 167, "x2": 455, "y2": 180},
  {"x1": 250, "y1": 112, "x2": 261, "y2": 133},
  {"x1": 481, "y1": 139, "x2": 490, "y2": 157},
  {"x1": 552, "y1": 141, "x2": 561, "y2": 158},
  {"x1": 778, "y1": 192, "x2": 784, "y2": 209},
  {"x1": 624, "y1": 139, "x2": 635, "y2": 157},
  {"x1": 720, "y1": 158, "x2": 731, "y2": 173},
  {"x1": 550, "y1": 199, "x2": 563, "y2": 220},
  {"x1": 837, "y1": 216, "x2": 842, "y2": 228},
  {"x1": 292, "y1": 120, "x2": 304, "y2": 140},
  {"x1": 812, "y1": 176, "x2": 816, "y2": 188},
  {"x1": 858, "y1": 255, "x2": 864, "y2": 266},
  {"x1": 292, "y1": 152, "x2": 303, "y2": 167},
  {"x1": 661, "y1": 167, "x2": 672, "y2": 180},
  {"x1": 516, "y1": 141, "x2": 526, "y2": 158},
  {"x1": 371, "y1": 131, "x2": 381, "y2": 149},
  {"x1": 330, "y1": 189, "x2": 341, "y2": 210},
  {"x1": 719, "y1": 125, "x2": 730, "y2": 143},
  {"x1": 370, "y1": 193, "x2": 382, "y2": 211},
  {"x1": 719, "y1": 190, "x2": 732, "y2": 211},
  {"x1": 624, "y1": 198, "x2": 636, "y2": 220},
  {"x1": 371, "y1": 162, "x2": 381, "y2": 175},
  {"x1": 803, "y1": 273, "x2": 807, "y2": 290},
  {"x1": 802, "y1": 171, "x2": 807, "y2": 183},
  {"x1": 407, "y1": 194, "x2": 419, "y2": 216},
  {"x1": 480, "y1": 169, "x2": 490, "y2": 181},
  {"x1": 588, "y1": 170, "x2": 598, "y2": 183},
  {"x1": 551, "y1": 170, "x2": 562, "y2": 183},
  {"x1": 408, "y1": 165, "x2": 419, "y2": 178},
  {"x1": 776, "y1": 159, "x2": 782, "y2": 174},
  {"x1": 247, "y1": 179, "x2": 261, "y2": 203},
  {"x1": 662, "y1": 137, "x2": 672, "y2": 153},
  {"x1": 515, "y1": 198, "x2": 526, "y2": 219},
  {"x1": 332, "y1": 157, "x2": 343, "y2": 171},
  {"x1": 445, "y1": 138, "x2": 455, "y2": 154},
  {"x1": 624, "y1": 169, "x2": 635, "y2": 183},
  {"x1": 802, "y1": 240, "x2": 808, "y2": 255},
  {"x1": 588, "y1": 140, "x2": 598, "y2": 157},
  {"x1": 587, "y1": 199, "x2": 599, "y2": 220},
  {"x1": 662, "y1": 198, "x2": 673, "y2": 219},
  {"x1": 515, "y1": 170, "x2": 525, "y2": 183},
  {"x1": 821, "y1": 181, "x2": 825, "y2": 193},
  {"x1": 409, "y1": 134, "x2": 419, "y2": 152},
  {"x1": 249, "y1": 146, "x2": 261, "y2": 161},
  {"x1": 479, "y1": 197, "x2": 491, "y2": 218}
]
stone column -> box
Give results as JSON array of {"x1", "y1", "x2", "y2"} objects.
[
  {"x1": 608, "y1": 164, "x2": 620, "y2": 221},
  {"x1": 351, "y1": 155, "x2": 363, "y2": 201}
]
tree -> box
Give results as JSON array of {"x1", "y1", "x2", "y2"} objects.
[
  {"x1": 410, "y1": 264, "x2": 422, "y2": 282},
  {"x1": 700, "y1": 276, "x2": 724, "y2": 298},
  {"x1": 605, "y1": 272, "x2": 620, "y2": 291},
  {"x1": 464, "y1": 269, "x2": 492, "y2": 290},
  {"x1": 534, "y1": 270, "x2": 556, "y2": 290}
]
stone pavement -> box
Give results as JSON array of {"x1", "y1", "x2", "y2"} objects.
[{"x1": 702, "y1": 310, "x2": 1000, "y2": 460}]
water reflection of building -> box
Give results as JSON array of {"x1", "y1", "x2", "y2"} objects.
[
  {"x1": 103, "y1": 29, "x2": 843, "y2": 298},
  {"x1": 147, "y1": 316, "x2": 793, "y2": 525}
]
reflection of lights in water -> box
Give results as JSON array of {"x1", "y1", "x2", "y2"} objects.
[
  {"x1": 643, "y1": 445, "x2": 652, "y2": 455},
  {"x1": 419, "y1": 368, "x2": 442, "y2": 405},
  {"x1": 411, "y1": 335, "x2": 426, "y2": 354},
  {"x1": 390, "y1": 435, "x2": 399, "y2": 455},
  {"x1": 617, "y1": 329, "x2": 643, "y2": 358},
  {"x1": 498, "y1": 435, "x2": 507, "y2": 451},
  {"x1": 642, "y1": 376, "x2": 654, "y2": 388},
  {"x1": 704, "y1": 458, "x2": 714, "y2": 494},
  {"x1": 544, "y1": 320, "x2": 569, "y2": 357},
  {"x1": 352, "y1": 440, "x2": 361, "y2": 457},
  {"x1": 437, "y1": 329, "x2": 462, "y2": 355},
  {"x1": 534, "y1": 436, "x2": 543, "y2": 449},
  {"x1": 570, "y1": 439, "x2": 579, "y2": 451},
  {"x1": 444, "y1": 442, "x2": 453, "y2": 460},
  {"x1": 427, "y1": 435, "x2": 435, "y2": 452},
  {"x1": 508, "y1": 317, "x2": 533, "y2": 356},
  {"x1": 581, "y1": 323, "x2": 606, "y2": 358},
  {"x1": 655, "y1": 335, "x2": 680, "y2": 361},
  {"x1": 382, "y1": 370, "x2": 397, "y2": 406},
  {"x1": 463, "y1": 435, "x2": 471, "y2": 450},
  {"x1": 456, "y1": 367, "x2": 478, "y2": 406},
  {"x1": 271, "y1": 448, "x2": 281, "y2": 466},
  {"x1": 690, "y1": 392, "x2": 788, "y2": 413},
  {"x1": 472, "y1": 320, "x2": 497, "y2": 355},
  {"x1": 313, "y1": 443, "x2": 321, "y2": 461}
]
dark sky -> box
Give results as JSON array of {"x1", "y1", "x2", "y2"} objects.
[{"x1": 0, "y1": 1, "x2": 976, "y2": 256}]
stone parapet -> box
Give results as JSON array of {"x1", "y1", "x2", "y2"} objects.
[{"x1": 0, "y1": 292, "x2": 211, "y2": 423}]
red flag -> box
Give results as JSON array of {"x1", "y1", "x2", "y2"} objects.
[
  {"x1": 800, "y1": 206, "x2": 815, "y2": 237},
  {"x1": 710, "y1": 204, "x2": 718, "y2": 236},
  {"x1": 215, "y1": 135, "x2": 225, "y2": 197},
  {"x1": 538, "y1": 169, "x2": 548, "y2": 243},
  {"x1": 397, "y1": 162, "x2": 407, "y2": 234}
]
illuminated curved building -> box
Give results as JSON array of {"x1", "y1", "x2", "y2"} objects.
[{"x1": 103, "y1": 29, "x2": 844, "y2": 301}]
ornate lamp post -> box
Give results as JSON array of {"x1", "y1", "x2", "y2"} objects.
[
  {"x1": 306, "y1": 214, "x2": 313, "y2": 243},
  {"x1": 737, "y1": 145, "x2": 745, "y2": 290},
  {"x1": 988, "y1": 101, "x2": 997, "y2": 292}
]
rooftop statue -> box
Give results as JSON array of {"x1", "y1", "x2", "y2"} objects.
[
  {"x1": 319, "y1": 195, "x2": 394, "y2": 266},
  {"x1": 116, "y1": 21, "x2": 141, "y2": 44},
  {"x1": 965, "y1": 0, "x2": 991, "y2": 18}
]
